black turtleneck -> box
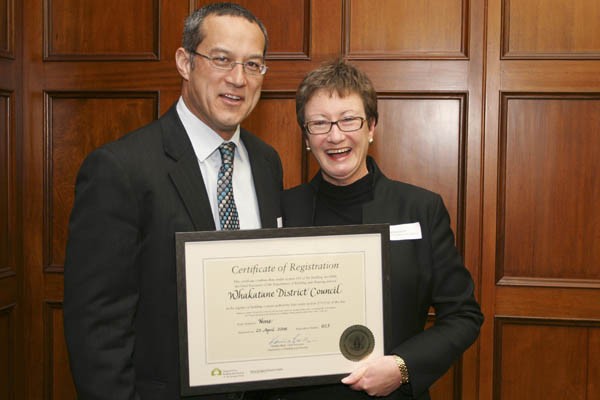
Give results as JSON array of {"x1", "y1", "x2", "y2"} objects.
[{"x1": 314, "y1": 172, "x2": 374, "y2": 226}]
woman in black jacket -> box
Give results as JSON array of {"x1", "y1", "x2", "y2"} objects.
[{"x1": 263, "y1": 59, "x2": 483, "y2": 400}]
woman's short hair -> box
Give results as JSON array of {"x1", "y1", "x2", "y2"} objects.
[{"x1": 296, "y1": 58, "x2": 378, "y2": 131}]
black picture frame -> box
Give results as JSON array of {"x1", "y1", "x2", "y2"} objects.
[{"x1": 175, "y1": 224, "x2": 391, "y2": 396}]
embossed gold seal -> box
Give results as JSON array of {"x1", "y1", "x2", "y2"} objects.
[{"x1": 339, "y1": 325, "x2": 375, "y2": 361}]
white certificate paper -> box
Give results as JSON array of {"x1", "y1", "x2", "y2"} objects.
[{"x1": 176, "y1": 225, "x2": 390, "y2": 396}]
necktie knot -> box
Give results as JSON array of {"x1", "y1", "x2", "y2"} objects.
[{"x1": 219, "y1": 142, "x2": 236, "y2": 165}]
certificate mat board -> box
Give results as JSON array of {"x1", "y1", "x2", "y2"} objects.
[{"x1": 175, "y1": 224, "x2": 391, "y2": 395}]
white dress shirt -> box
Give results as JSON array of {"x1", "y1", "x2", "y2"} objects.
[{"x1": 176, "y1": 98, "x2": 261, "y2": 230}]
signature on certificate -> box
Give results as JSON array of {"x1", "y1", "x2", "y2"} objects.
[{"x1": 268, "y1": 333, "x2": 314, "y2": 348}]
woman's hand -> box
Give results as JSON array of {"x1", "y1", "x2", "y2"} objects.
[{"x1": 341, "y1": 355, "x2": 403, "y2": 397}]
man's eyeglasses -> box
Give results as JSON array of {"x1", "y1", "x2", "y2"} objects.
[
  {"x1": 188, "y1": 50, "x2": 268, "y2": 76},
  {"x1": 304, "y1": 116, "x2": 367, "y2": 135}
]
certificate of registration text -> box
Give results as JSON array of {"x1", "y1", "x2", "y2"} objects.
[{"x1": 181, "y1": 229, "x2": 386, "y2": 391}]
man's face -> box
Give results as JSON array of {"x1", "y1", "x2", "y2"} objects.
[{"x1": 177, "y1": 15, "x2": 266, "y2": 140}]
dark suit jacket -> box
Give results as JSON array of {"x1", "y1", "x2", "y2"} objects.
[
  {"x1": 63, "y1": 105, "x2": 283, "y2": 400},
  {"x1": 263, "y1": 157, "x2": 482, "y2": 400}
]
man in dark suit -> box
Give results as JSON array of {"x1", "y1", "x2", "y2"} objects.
[{"x1": 63, "y1": 3, "x2": 282, "y2": 399}]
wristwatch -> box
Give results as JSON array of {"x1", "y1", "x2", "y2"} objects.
[{"x1": 393, "y1": 355, "x2": 410, "y2": 384}]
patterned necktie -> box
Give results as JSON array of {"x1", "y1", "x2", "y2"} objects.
[{"x1": 217, "y1": 142, "x2": 240, "y2": 230}]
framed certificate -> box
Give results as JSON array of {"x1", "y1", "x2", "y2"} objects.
[{"x1": 175, "y1": 224, "x2": 391, "y2": 396}]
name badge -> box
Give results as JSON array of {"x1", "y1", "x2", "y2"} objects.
[{"x1": 390, "y1": 222, "x2": 422, "y2": 240}]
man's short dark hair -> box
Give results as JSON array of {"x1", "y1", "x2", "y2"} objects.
[{"x1": 182, "y1": 2, "x2": 269, "y2": 57}]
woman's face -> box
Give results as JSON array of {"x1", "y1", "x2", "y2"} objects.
[{"x1": 304, "y1": 90, "x2": 374, "y2": 186}]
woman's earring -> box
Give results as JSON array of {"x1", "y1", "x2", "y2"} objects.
[
  {"x1": 306, "y1": 145, "x2": 311, "y2": 151},
  {"x1": 368, "y1": 137, "x2": 374, "y2": 144}
]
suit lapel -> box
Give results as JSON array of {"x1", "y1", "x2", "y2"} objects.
[
  {"x1": 242, "y1": 130, "x2": 279, "y2": 228},
  {"x1": 161, "y1": 106, "x2": 216, "y2": 231},
  {"x1": 363, "y1": 160, "x2": 400, "y2": 224}
]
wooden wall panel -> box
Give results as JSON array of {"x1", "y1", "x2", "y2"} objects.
[
  {"x1": 371, "y1": 95, "x2": 465, "y2": 237},
  {"x1": 496, "y1": 286, "x2": 599, "y2": 321},
  {"x1": 0, "y1": 93, "x2": 9, "y2": 272},
  {"x1": 46, "y1": 93, "x2": 158, "y2": 270},
  {"x1": 44, "y1": 302, "x2": 76, "y2": 400},
  {"x1": 0, "y1": 0, "x2": 12, "y2": 58},
  {"x1": 202, "y1": 0, "x2": 311, "y2": 59},
  {"x1": 590, "y1": 328, "x2": 600, "y2": 397},
  {"x1": 0, "y1": 0, "x2": 6, "y2": 51},
  {"x1": 496, "y1": 319, "x2": 599, "y2": 399},
  {"x1": 0, "y1": 92, "x2": 17, "y2": 400},
  {"x1": 1, "y1": 0, "x2": 19, "y2": 398},
  {"x1": 242, "y1": 95, "x2": 303, "y2": 189},
  {"x1": 44, "y1": 0, "x2": 159, "y2": 60},
  {"x1": 502, "y1": 0, "x2": 600, "y2": 59},
  {"x1": 483, "y1": 0, "x2": 600, "y2": 397},
  {"x1": 499, "y1": 95, "x2": 600, "y2": 282},
  {"x1": 15, "y1": 0, "x2": 487, "y2": 398},
  {"x1": 346, "y1": 0, "x2": 467, "y2": 59},
  {"x1": 0, "y1": 304, "x2": 15, "y2": 400}
]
